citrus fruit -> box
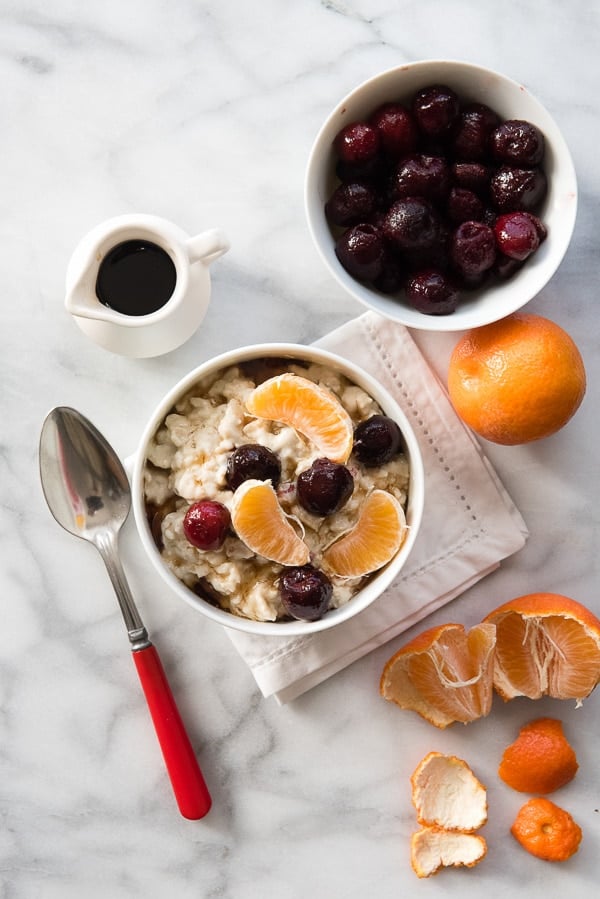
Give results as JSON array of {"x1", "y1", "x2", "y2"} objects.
[
  {"x1": 411, "y1": 752, "x2": 488, "y2": 831},
  {"x1": 230, "y1": 479, "x2": 309, "y2": 566},
  {"x1": 511, "y1": 797, "x2": 582, "y2": 861},
  {"x1": 447, "y1": 312, "x2": 586, "y2": 445},
  {"x1": 483, "y1": 592, "x2": 600, "y2": 703},
  {"x1": 499, "y1": 717, "x2": 579, "y2": 794},
  {"x1": 322, "y1": 489, "x2": 407, "y2": 577},
  {"x1": 245, "y1": 373, "x2": 354, "y2": 463},
  {"x1": 411, "y1": 828, "x2": 487, "y2": 878},
  {"x1": 379, "y1": 622, "x2": 496, "y2": 728}
]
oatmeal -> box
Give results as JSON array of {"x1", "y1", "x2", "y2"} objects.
[{"x1": 143, "y1": 358, "x2": 410, "y2": 622}]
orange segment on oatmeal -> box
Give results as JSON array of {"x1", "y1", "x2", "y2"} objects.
[
  {"x1": 322, "y1": 489, "x2": 406, "y2": 577},
  {"x1": 245, "y1": 373, "x2": 354, "y2": 463},
  {"x1": 230, "y1": 479, "x2": 310, "y2": 566}
]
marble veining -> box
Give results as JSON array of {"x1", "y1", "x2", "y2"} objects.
[{"x1": 1, "y1": 1, "x2": 599, "y2": 896}]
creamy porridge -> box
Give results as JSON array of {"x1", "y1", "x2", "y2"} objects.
[{"x1": 143, "y1": 358, "x2": 410, "y2": 622}]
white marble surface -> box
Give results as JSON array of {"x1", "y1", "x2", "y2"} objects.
[{"x1": 2, "y1": 1, "x2": 599, "y2": 896}]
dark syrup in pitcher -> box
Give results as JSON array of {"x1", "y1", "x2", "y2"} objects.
[{"x1": 95, "y1": 240, "x2": 177, "y2": 316}]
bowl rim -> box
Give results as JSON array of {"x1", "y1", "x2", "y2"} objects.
[
  {"x1": 131, "y1": 342, "x2": 425, "y2": 636},
  {"x1": 304, "y1": 58, "x2": 578, "y2": 332}
]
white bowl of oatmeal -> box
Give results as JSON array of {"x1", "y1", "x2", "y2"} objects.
[{"x1": 131, "y1": 344, "x2": 424, "y2": 635}]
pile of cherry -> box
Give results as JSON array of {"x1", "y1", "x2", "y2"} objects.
[{"x1": 326, "y1": 84, "x2": 548, "y2": 314}]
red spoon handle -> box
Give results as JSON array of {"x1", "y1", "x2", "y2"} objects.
[{"x1": 132, "y1": 644, "x2": 212, "y2": 819}]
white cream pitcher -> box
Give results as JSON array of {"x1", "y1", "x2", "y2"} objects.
[{"x1": 65, "y1": 214, "x2": 230, "y2": 357}]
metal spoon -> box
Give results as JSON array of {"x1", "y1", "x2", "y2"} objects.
[{"x1": 39, "y1": 406, "x2": 212, "y2": 820}]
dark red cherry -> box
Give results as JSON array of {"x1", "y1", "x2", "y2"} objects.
[
  {"x1": 370, "y1": 102, "x2": 419, "y2": 158},
  {"x1": 183, "y1": 501, "x2": 231, "y2": 551},
  {"x1": 412, "y1": 84, "x2": 460, "y2": 138},
  {"x1": 452, "y1": 103, "x2": 501, "y2": 161},
  {"x1": 490, "y1": 166, "x2": 547, "y2": 212},
  {"x1": 335, "y1": 224, "x2": 385, "y2": 281},
  {"x1": 334, "y1": 121, "x2": 381, "y2": 163},
  {"x1": 451, "y1": 162, "x2": 493, "y2": 197},
  {"x1": 382, "y1": 197, "x2": 440, "y2": 251},
  {"x1": 280, "y1": 565, "x2": 333, "y2": 621},
  {"x1": 490, "y1": 120, "x2": 544, "y2": 166},
  {"x1": 446, "y1": 187, "x2": 484, "y2": 225},
  {"x1": 353, "y1": 415, "x2": 403, "y2": 466},
  {"x1": 405, "y1": 269, "x2": 460, "y2": 315},
  {"x1": 390, "y1": 154, "x2": 450, "y2": 203},
  {"x1": 450, "y1": 221, "x2": 496, "y2": 275},
  {"x1": 226, "y1": 444, "x2": 281, "y2": 490},
  {"x1": 325, "y1": 181, "x2": 378, "y2": 227},
  {"x1": 297, "y1": 458, "x2": 354, "y2": 516},
  {"x1": 494, "y1": 211, "x2": 541, "y2": 260}
]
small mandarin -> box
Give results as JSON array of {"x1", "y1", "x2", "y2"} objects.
[
  {"x1": 511, "y1": 797, "x2": 582, "y2": 862},
  {"x1": 499, "y1": 718, "x2": 578, "y2": 794},
  {"x1": 447, "y1": 312, "x2": 586, "y2": 445}
]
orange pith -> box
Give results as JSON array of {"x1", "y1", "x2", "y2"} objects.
[
  {"x1": 511, "y1": 797, "x2": 582, "y2": 861},
  {"x1": 483, "y1": 593, "x2": 600, "y2": 702},
  {"x1": 379, "y1": 622, "x2": 496, "y2": 728},
  {"x1": 230, "y1": 479, "x2": 309, "y2": 566},
  {"x1": 499, "y1": 717, "x2": 579, "y2": 794},
  {"x1": 245, "y1": 373, "x2": 354, "y2": 463},
  {"x1": 322, "y1": 489, "x2": 407, "y2": 577},
  {"x1": 410, "y1": 752, "x2": 488, "y2": 877},
  {"x1": 411, "y1": 752, "x2": 488, "y2": 831},
  {"x1": 447, "y1": 312, "x2": 586, "y2": 445},
  {"x1": 410, "y1": 828, "x2": 487, "y2": 878}
]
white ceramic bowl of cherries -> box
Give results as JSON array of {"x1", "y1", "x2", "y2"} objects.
[{"x1": 305, "y1": 60, "x2": 577, "y2": 330}]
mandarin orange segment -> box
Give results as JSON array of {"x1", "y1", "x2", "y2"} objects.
[
  {"x1": 511, "y1": 797, "x2": 582, "y2": 862},
  {"x1": 230, "y1": 479, "x2": 310, "y2": 566},
  {"x1": 447, "y1": 312, "x2": 586, "y2": 445},
  {"x1": 322, "y1": 489, "x2": 406, "y2": 577},
  {"x1": 380, "y1": 622, "x2": 496, "y2": 728},
  {"x1": 483, "y1": 592, "x2": 600, "y2": 702},
  {"x1": 498, "y1": 717, "x2": 578, "y2": 794},
  {"x1": 245, "y1": 373, "x2": 354, "y2": 463},
  {"x1": 411, "y1": 752, "x2": 488, "y2": 832},
  {"x1": 411, "y1": 828, "x2": 487, "y2": 878}
]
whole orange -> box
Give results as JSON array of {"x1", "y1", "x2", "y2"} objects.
[{"x1": 447, "y1": 313, "x2": 586, "y2": 445}]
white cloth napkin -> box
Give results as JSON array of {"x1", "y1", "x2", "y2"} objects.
[{"x1": 226, "y1": 311, "x2": 528, "y2": 704}]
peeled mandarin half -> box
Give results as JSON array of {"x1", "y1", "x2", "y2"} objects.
[
  {"x1": 483, "y1": 593, "x2": 600, "y2": 703},
  {"x1": 380, "y1": 622, "x2": 496, "y2": 728},
  {"x1": 322, "y1": 489, "x2": 407, "y2": 577},
  {"x1": 411, "y1": 827, "x2": 488, "y2": 878},
  {"x1": 411, "y1": 752, "x2": 488, "y2": 832},
  {"x1": 230, "y1": 479, "x2": 309, "y2": 566},
  {"x1": 245, "y1": 373, "x2": 354, "y2": 463}
]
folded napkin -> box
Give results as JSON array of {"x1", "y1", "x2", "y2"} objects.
[{"x1": 227, "y1": 311, "x2": 528, "y2": 704}]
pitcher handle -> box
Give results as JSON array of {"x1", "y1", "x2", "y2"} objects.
[{"x1": 186, "y1": 229, "x2": 230, "y2": 266}]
